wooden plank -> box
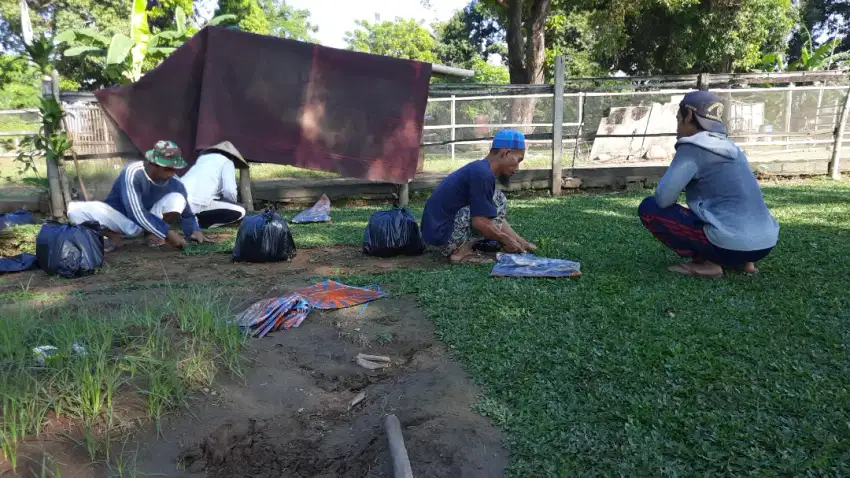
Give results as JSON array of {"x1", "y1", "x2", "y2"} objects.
[
  {"x1": 829, "y1": 85, "x2": 850, "y2": 179},
  {"x1": 551, "y1": 56, "x2": 565, "y2": 196},
  {"x1": 239, "y1": 167, "x2": 254, "y2": 212}
]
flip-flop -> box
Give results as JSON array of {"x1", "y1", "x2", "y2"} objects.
[{"x1": 668, "y1": 263, "x2": 723, "y2": 279}]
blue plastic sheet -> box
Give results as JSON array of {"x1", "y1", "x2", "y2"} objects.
[
  {"x1": 291, "y1": 194, "x2": 332, "y2": 224},
  {"x1": 490, "y1": 253, "x2": 581, "y2": 278},
  {"x1": 0, "y1": 254, "x2": 38, "y2": 274},
  {"x1": 35, "y1": 221, "x2": 104, "y2": 278},
  {"x1": 0, "y1": 210, "x2": 35, "y2": 231}
]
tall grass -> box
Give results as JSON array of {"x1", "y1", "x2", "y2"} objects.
[{"x1": 0, "y1": 287, "x2": 249, "y2": 471}]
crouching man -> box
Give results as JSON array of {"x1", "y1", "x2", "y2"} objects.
[
  {"x1": 67, "y1": 140, "x2": 205, "y2": 251},
  {"x1": 639, "y1": 91, "x2": 779, "y2": 277},
  {"x1": 180, "y1": 141, "x2": 247, "y2": 229},
  {"x1": 420, "y1": 129, "x2": 537, "y2": 264}
]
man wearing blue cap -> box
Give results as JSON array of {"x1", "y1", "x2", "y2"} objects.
[
  {"x1": 421, "y1": 129, "x2": 537, "y2": 263},
  {"x1": 638, "y1": 91, "x2": 779, "y2": 278}
]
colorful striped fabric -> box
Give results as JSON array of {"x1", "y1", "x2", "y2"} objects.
[
  {"x1": 293, "y1": 280, "x2": 387, "y2": 310},
  {"x1": 234, "y1": 294, "x2": 313, "y2": 337}
]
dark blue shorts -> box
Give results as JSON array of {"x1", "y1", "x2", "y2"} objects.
[{"x1": 638, "y1": 197, "x2": 773, "y2": 266}]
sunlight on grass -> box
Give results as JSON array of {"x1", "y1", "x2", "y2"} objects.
[
  {"x1": 0, "y1": 288, "x2": 248, "y2": 470},
  {"x1": 339, "y1": 179, "x2": 850, "y2": 476}
]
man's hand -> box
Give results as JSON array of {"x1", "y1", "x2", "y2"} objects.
[
  {"x1": 165, "y1": 230, "x2": 186, "y2": 249},
  {"x1": 189, "y1": 230, "x2": 207, "y2": 243},
  {"x1": 523, "y1": 240, "x2": 538, "y2": 251},
  {"x1": 502, "y1": 238, "x2": 526, "y2": 253}
]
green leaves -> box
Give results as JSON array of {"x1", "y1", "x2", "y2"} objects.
[
  {"x1": 344, "y1": 18, "x2": 438, "y2": 63},
  {"x1": 175, "y1": 6, "x2": 187, "y2": 35},
  {"x1": 63, "y1": 46, "x2": 102, "y2": 58},
  {"x1": 105, "y1": 34, "x2": 135, "y2": 66},
  {"x1": 207, "y1": 14, "x2": 238, "y2": 27}
]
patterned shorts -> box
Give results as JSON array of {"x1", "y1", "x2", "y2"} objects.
[{"x1": 441, "y1": 190, "x2": 508, "y2": 257}]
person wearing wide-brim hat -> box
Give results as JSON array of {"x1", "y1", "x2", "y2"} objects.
[
  {"x1": 67, "y1": 140, "x2": 204, "y2": 251},
  {"x1": 179, "y1": 141, "x2": 248, "y2": 229}
]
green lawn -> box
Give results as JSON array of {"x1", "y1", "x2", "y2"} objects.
[
  {"x1": 367, "y1": 179, "x2": 850, "y2": 476},
  {"x1": 3, "y1": 178, "x2": 849, "y2": 475}
]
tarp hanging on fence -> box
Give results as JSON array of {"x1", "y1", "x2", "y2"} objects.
[{"x1": 94, "y1": 27, "x2": 432, "y2": 184}]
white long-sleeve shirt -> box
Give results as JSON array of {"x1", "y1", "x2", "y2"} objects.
[{"x1": 179, "y1": 152, "x2": 238, "y2": 212}]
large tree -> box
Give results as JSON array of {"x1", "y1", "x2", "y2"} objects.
[
  {"x1": 260, "y1": 0, "x2": 318, "y2": 42},
  {"x1": 214, "y1": 0, "x2": 269, "y2": 35},
  {"x1": 433, "y1": 1, "x2": 504, "y2": 68},
  {"x1": 601, "y1": 0, "x2": 795, "y2": 74},
  {"x1": 344, "y1": 17, "x2": 437, "y2": 63},
  {"x1": 479, "y1": 0, "x2": 551, "y2": 85}
]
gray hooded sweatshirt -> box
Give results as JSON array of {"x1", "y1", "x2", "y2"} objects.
[{"x1": 655, "y1": 132, "x2": 779, "y2": 251}]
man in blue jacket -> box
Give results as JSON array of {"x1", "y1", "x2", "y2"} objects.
[
  {"x1": 638, "y1": 91, "x2": 779, "y2": 278},
  {"x1": 68, "y1": 140, "x2": 205, "y2": 251},
  {"x1": 421, "y1": 129, "x2": 537, "y2": 264}
]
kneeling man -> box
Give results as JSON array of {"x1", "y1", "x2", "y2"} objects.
[
  {"x1": 421, "y1": 129, "x2": 536, "y2": 264},
  {"x1": 68, "y1": 140, "x2": 204, "y2": 251},
  {"x1": 639, "y1": 91, "x2": 779, "y2": 277}
]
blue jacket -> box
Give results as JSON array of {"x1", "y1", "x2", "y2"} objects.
[
  {"x1": 104, "y1": 162, "x2": 200, "y2": 239},
  {"x1": 655, "y1": 132, "x2": 779, "y2": 251}
]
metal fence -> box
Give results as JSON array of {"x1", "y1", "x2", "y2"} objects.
[
  {"x1": 424, "y1": 73, "x2": 850, "y2": 174},
  {"x1": 2, "y1": 71, "x2": 849, "y2": 179}
]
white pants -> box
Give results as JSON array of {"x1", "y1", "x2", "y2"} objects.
[{"x1": 67, "y1": 193, "x2": 186, "y2": 237}]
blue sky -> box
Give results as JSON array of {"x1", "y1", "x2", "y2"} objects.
[{"x1": 280, "y1": 0, "x2": 469, "y2": 48}]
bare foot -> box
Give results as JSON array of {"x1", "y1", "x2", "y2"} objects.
[
  {"x1": 146, "y1": 234, "x2": 165, "y2": 248},
  {"x1": 741, "y1": 262, "x2": 759, "y2": 274},
  {"x1": 449, "y1": 253, "x2": 495, "y2": 264},
  {"x1": 102, "y1": 230, "x2": 124, "y2": 252},
  {"x1": 668, "y1": 261, "x2": 723, "y2": 278}
]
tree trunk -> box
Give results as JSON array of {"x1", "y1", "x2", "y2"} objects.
[
  {"x1": 505, "y1": 0, "x2": 527, "y2": 84},
  {"x1": 509, "y1": 0, "x2": 551, "y2": 133}
]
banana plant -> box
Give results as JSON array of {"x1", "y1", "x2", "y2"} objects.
[{"x1": 57, "y1": 6, "x2": 236, "y2": 83}]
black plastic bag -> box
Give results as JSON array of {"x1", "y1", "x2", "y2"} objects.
[
  {"x1": 232, "y1": 209, "x2": 296, "y2": 263},
  {"x1": 0, "y1": 254, "x2": 38, "y2": 274},
  {"x1": 36, "y1": 221, "x2": 104, "y2": 278},
  {"x1": 362, "y1": 207, "x2": 425, "y2": 257},
  {"x1": 0, "y1": 210, "x2": 35, "y2": 231}
]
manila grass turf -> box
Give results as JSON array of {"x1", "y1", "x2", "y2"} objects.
[{"x1": 349, "y1": 179, "x2": 850, "y2": 476}]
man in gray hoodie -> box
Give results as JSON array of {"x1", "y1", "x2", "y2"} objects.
[{"x1": 638, "y1": 91, "x2": 780, "y2": 278}]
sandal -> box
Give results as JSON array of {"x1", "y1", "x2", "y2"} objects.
[{"x1": 668, "y1": 263, "x2": 723, "y2": 279}]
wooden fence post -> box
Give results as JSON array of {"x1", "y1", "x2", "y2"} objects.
[
  {"x1": 397, "y1": 181, "x2": 410, "y2": 206},
  {"x1": 450, "y1": 95, "x2": 456, "y2": 161},
  {"x1": 551, "y1": 55, "x2": 565, "y2": 196},
  {"x1": 51, "y1": 69, "x2": 73, "y2": 207},
  {"x1": 829, "y1": 84, "x2": 850, "y2": 180},
  {"x1": 239, "y1": 167, "x2": 254, "y2": 212},
  {"x1": 784, "y1": 83, "x2": 794, "y2": 150},
  {"x1": 41, "y1": 75, "x2": 65, "y2": 218},
  {"x1": 697, "y1": 73, "x2": 710, "y2": 91}
]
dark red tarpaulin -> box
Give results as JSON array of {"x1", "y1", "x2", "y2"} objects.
[{"x1": 95, "y1": 27, "x2": 432, "y2": 184}]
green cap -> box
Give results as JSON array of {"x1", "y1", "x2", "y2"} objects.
[{"x1": 145, "y1": 140, "x2": 188, "y2": 169}]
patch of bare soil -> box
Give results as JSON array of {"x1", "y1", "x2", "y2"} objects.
[
  {"x1": 0, "y1": 245, "x2": 507, "y2": 477},
  {"x1": 129, "y1": 295, "x2": 506, "y2": 477}
]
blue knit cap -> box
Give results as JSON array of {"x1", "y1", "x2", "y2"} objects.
[{"x1": 492, "y1": 129, "x2": 526, "y2": 150}]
